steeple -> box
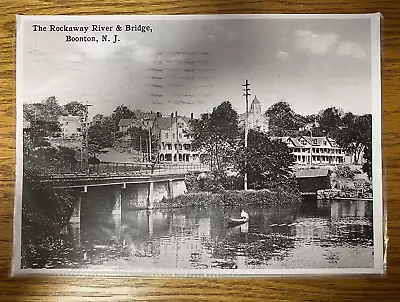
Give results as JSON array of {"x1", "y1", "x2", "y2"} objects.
[{"x1": 250, "y1": 95, "x2": 261, "y2": 114}]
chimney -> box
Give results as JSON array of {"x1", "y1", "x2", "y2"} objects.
[
  {"x1": 171, "y1": 112, "x2": 174, "y2": 119},
  {"x1": 190, "y1": 113, "x2": 194, "y2": 120},
  {"x1": 156, "y1": 112, "x2": 162, "y2": 118}
]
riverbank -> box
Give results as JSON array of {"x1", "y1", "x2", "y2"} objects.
[
  {"x1": 164, "y1": 188, "x2": 302, "y2": 208},
  {"x1": 318, "y1": 165, "x2": 373, "y2": 200}
]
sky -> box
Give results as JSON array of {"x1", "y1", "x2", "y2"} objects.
[{"x1": 20, "y1": 16, "x2": 375, "y2": 118}]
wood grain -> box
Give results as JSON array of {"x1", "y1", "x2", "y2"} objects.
[{"x1": 1, "y1": 0, "x2": 399, "y2": 301}]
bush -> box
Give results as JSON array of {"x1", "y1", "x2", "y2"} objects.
[
  {"x1": 335, "y1": 165, "x2": 356, "y2": 180},
  {"x1": 114, "y1": 131, "x2": 124, "y2": 139},
  {"x1": 169, "y1": 189, "x2": 301, "y2": 208}
]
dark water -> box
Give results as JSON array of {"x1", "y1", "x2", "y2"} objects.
[{"x1": 23, "y1": 197, "x2": 374, "y2": 270}]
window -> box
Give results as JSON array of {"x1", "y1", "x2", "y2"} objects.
[
  {"x1": 179, "y1": 133, "x2": 182, "y2": 139},
  {"x1": 323, "y1": 141, "x2": 327, "y2": 145},
  {"x1": 165, "y1": 132, "x2": 168, "y2": 139},
  {"x1": 172, "y1": 133, "x2": 175, "y2": 139}
]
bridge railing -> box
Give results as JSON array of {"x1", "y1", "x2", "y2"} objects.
[{"x1": 49, "y1": 162, "x2": 209, "y2": 178}]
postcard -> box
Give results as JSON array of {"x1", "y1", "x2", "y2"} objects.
[{"x1": 13, "y1": 14, "x2": 384, "y2": 276}]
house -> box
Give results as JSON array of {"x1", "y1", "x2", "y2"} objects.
[
  {"x1": 118, "y1": 119, "x2": 144, "y2": 133},
  {"x1": 152, "y1": 113, "x2": 200, "y2": 163},
  {"x1": 59, "y1": 115, "x2": 82, "y2": 137},
  {"x1": 133, "y1": 110, "x2": 157, "y2": 129},
  {"x1": 273, "y1": 136, "x2": 345, "y2": 166},
  {"x1": 239, "y1": 96, "x2": 269, "y2": 133}
]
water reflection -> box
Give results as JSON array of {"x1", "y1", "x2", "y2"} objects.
[{"x1": 22, "y1": 197, "x2": 374, "y2": 270}]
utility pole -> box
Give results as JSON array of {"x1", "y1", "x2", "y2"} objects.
[
  {"x1": 309, "y1": 129, "x2": 313, "y2": 168},
  {"x1": 243, "y1": 79, "x2": 251, "y2": 191},
  {"x1": 83, "y1": 102, "x2": 92, "y2": 174},
  {"x1": 139, "y1": 135, "x2": 143, "y2": 161},
  {"x1": 148, "y1": 126, "x2": 152, "y2": 162}
]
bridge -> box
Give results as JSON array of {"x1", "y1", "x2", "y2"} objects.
[
  {"x1": 41, "y1": 162, "x2": 209, "y2": 187},
  {"x1": 36, "y1": 162, "x2": 209, "y2": 226}
]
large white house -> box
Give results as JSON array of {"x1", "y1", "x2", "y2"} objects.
[
  {"x1": 273, "y1": 136, "x2": 345, "y2": 166},
  {"x1": 59, "y1": 115, "x2": 82, "y2": 137},
  {"x1": 152, "y1": 113, "x2": 201, "y2": 163}
]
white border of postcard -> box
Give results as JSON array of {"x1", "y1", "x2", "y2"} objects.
[{"x1": 13, "y1": 13, "x2": 385, "y2": 277}]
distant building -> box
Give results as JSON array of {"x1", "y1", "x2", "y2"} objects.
[
  {"x1": 273, "y1": 136, "x2": 345, "y2": 166},
  {"x1": 239, "y1": 96, "x2": 269, "y2": 133},
  {"x1": 299, "y1": 121, "x2": 319, "y2": 132},
  {"x1": 118, "y1": 119, "x2": 144, "y2": 133},
  {"x1": 152, "y1": 113, "x2": 200, "y2": 163},
  {"x1": 59, "y1": 115, "x2": 81, "y2": 137},
  {"x1": 133, "y1": 110, "x2": 158, "y2": 129}
]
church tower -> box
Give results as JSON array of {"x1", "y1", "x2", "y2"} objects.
[{"x1": 250, "y1": 95, "x2": 262, "y2": 114}]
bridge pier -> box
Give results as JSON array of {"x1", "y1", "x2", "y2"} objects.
[
  {"x1": 147, "y1": 181, "x2": 154, "y2": 209},
  {"x1": 70, "y1": 194, "x2": 82, "y2": 224},
  {"x1": 168, "y1": 180, "x2": 174, "y2": 199},
  {"x1": 112, "y1": 186, "x2": 122, "y2": 216}
]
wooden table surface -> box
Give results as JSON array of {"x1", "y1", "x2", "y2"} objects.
[{"x1": 1, "y1": 0, "x2": 399, "y2": 301}]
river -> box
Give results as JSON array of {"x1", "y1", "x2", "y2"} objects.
[{"x1": 23, "y1": 197, "x2": 374, "y2": 271}]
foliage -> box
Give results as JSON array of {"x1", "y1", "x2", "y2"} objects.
[
  {"x1": 87, "y1": 118, "x2": 114, "y2": 155},
  {"x1": 185, "y1": 171, "x2": 243, "y2": 193},
  {"x1": 24, "y1": 96, "x2": 63, "y2": 122},
  {"x1": 235, "y1": 129, "x2": 295, "y2": 189},
  {"x1": 265, "y1": 101, "x2": 303, "y2": 136},
  {"x1": 187, "y1": 101, "x2": 239, "y2": 171},
  {"x1": 362, "y1": 125, "x2": 373, "y2": 179},
  {"x1": 335, "y1": 113, "x2": 372, "y2": 164},
  {"x1": 114, "y1": 131, "x2": 124, "y2": 139},
  {"x1": 335, "y1": 165, "x2": 356, "y2": 180},
  {"x1": 168, "y1": 189, "x2": 301, "y2": 208},
  {"x1": 63, "y1": 101, "x2": 86, "y2": 117},
  {"x1": 110, "y1": 105, "x2": 136, "y2": 132},
  {"x1": 316, "y1": 107, "x2": 344, "y2": 136},
  {"x1": 127, "y1": 126, "x2": 158, "y2": 158}
]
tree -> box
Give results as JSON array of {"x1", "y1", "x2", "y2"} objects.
[
  {"x1": 265, "y1": 101, "x2": 302, "y2": 136},
  {"x1": 23, "y1": 96, "x2": 63, "y2": 123},
  {"x1": 127, "y1": 126, "x2": 158, "y2": 160},
  {"x1": 188, "y1": 101, "x2": 239, "y2": 171},
  {"x1": 63, "y1": 101, "x2": 86, "y2": 117},
  {"x1": 235, "y1": 129, "x2": 295, "y2": 190},
  {"x1": 87, "y1": 118, "x2": 114, "y2": 156},
  {"x1": 110, "y1": 105, "x2": 136, "y2": 132},
  {"x1": 362, "y1": 132, "x2": 372, "y2": 179},
  {"x1": 317, "y1": 107, "x2": 344, "y2": 137},
  {"x1": 336, "y1": 113, "x2": 372, "y2": 164}
]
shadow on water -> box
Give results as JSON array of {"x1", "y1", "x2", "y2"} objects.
[{"x1": 21, "y1": 189, "x2": 374, "y2": 270}]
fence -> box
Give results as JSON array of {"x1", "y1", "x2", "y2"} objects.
[{"x1": 47, "y1": 162, "x2": 209, "y2": 178}]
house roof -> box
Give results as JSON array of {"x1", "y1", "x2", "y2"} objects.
[
  {"x1": 251, "y1": 95, "x2": 260, "y2": 105},
  {"x1": 59, "y1": 115, "x2": 80, "y2": 122},
  {"x1": 118, "y1": 119, "x2": 134, "y2": 127},
  {"x1": 295, "y1": 168, "x2": 331, "y2": 178},
  {"x1": 297, "y1": 136, "x2": 334, "y2": 147},
  {"x1": 118, "y1": 119, "x2": 143, "y2": 128},
  {"x1": 155, "y1": 117, "x2": 173, "y2": 130}
]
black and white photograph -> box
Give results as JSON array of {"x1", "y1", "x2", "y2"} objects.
[{"x1": 14, "y1": 14, "x2": 384, "y2": 276}]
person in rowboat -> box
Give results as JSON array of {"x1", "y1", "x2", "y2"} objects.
[{"x1": 240, "y1": 209, "x2": 249, "y2": 221}]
